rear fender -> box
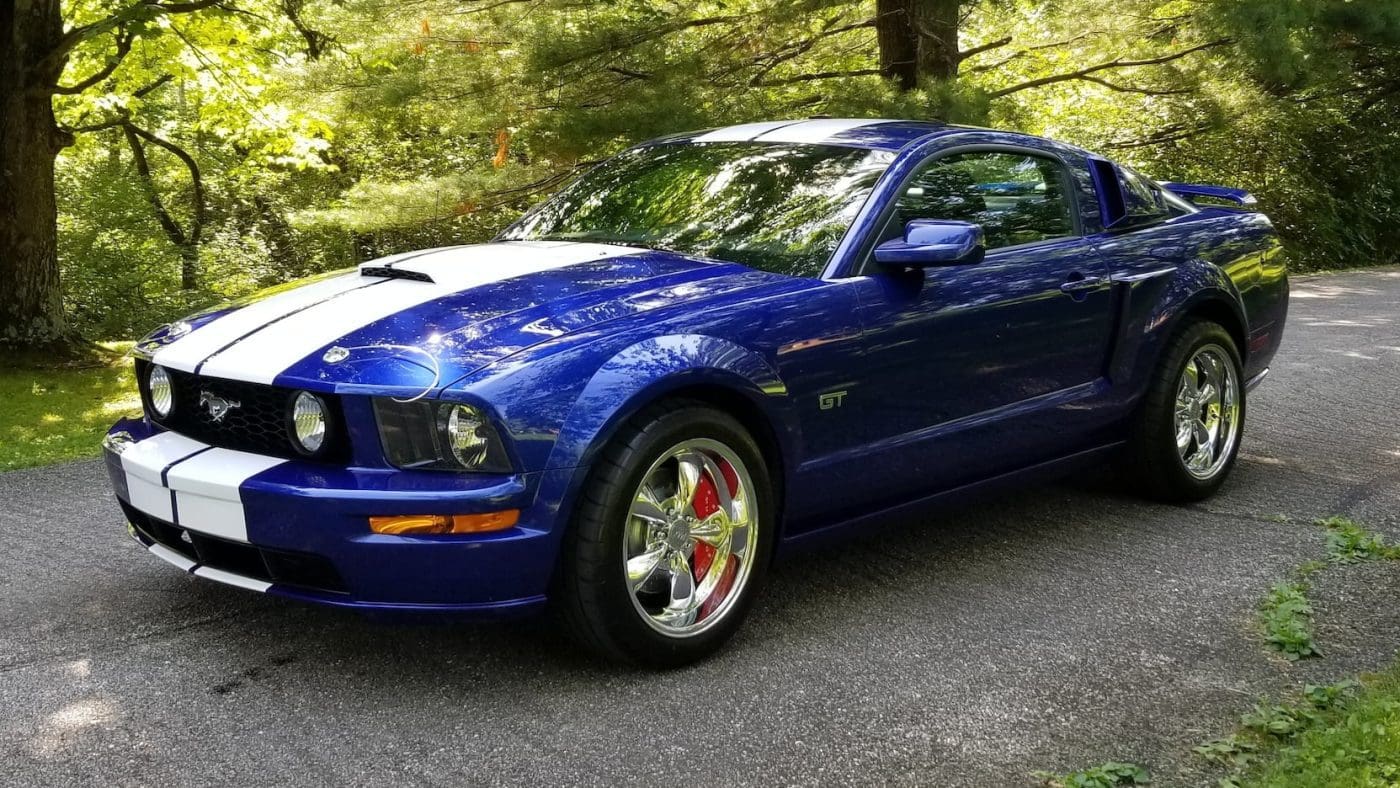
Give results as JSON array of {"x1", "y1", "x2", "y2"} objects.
[{"x1": 1110, "y1": 259, "x2": 1247, "y2": 397}]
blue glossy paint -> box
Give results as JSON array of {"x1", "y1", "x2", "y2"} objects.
[{"x1": 106, "y1": 119, "x2": 1289, "y2": 619}]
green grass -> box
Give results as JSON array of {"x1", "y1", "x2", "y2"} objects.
[
  {"x1": 1259, "y1": 580, "x2": 1320, "y2": 660},
  {"x1": 0, "y1": 342, "x2": 140, "y2": 472},
  {"x1": 1032, "y1": 762, "x2": 1150, "y2": 787},
  {"x1": 1317, "y1": 516, "x2": 1400, "y2": 563},
  {"x1": 1227, "y1": 669, "x2": 1400, "y2": 787}
]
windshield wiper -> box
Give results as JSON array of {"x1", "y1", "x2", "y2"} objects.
[{"x1": 532, "y1": 233, "x2": 659, "y2": 251}]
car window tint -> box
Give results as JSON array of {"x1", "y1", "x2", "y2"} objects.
[
  {"x1": 882, "y1": 152, "x2": 1076, "y2": 250},
  {"x1": 502, "y1": 143, "x2": 895, "y2": 278},
  {"x1": 1119, "y1": 166, "x2": 1171, "y2": 224}
]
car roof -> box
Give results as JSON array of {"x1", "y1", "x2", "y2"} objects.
[{"x1": 650, "y1": 118, "x2": 985, "y2": 153}]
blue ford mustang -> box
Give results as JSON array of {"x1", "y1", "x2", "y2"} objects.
[{"x1": 104, "y1": 118, "x2": 1287, "y2": 665}]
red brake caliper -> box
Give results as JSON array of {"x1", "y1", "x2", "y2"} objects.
[
  {"x1": 692, "y1": 457, "x2": 741, "y2": 620},
  {"x1": 690, "y1": 471, "x2": 720, "y2": 582}
]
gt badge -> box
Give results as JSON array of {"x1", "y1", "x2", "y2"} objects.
[{"x1": 818, "y1": 390, "x2": 848, "y2": 410}]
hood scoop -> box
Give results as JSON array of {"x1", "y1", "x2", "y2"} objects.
[{"x1": 360, "y1": 265, "x2": 434, "y2": 283}]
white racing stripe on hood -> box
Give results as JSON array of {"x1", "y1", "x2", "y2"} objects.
[
  {"x1": 196, "y1": 241, "x2": 642, "y2": 385},
  {"x1": 152, "y1": 270, "x2": 374, "y2": 373}
]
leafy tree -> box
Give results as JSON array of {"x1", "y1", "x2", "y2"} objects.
[
  {"x1": 2, "y1": 0, "x2": 229, "y2": 348},
  {"x1": 6, "y1": 0, "x2": 1399, "y2": 345}
]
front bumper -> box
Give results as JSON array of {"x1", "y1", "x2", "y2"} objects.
[{"x1": 103, "y1": 417, "x2": 574, "y2": 619}]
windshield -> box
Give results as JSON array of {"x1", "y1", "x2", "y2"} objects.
[{"x1": 501, "y1": 142, "x2": 895, "y2": 277}]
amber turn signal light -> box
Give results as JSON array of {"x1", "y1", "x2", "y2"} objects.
[{"x1": 369, "y1": 510, "x2": 519, "y2": 535}]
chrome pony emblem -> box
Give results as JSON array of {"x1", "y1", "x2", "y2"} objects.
[{"x1": 199, "y1": 391, "x2": 241, "y2": 423}]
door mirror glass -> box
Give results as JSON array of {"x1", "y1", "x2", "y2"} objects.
[{"x1": 874, "y1": 220, "x2": 986, "y2": 268}]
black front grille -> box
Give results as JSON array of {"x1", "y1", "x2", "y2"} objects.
[
  {"x1": 123, "y1": 501, "x2": 348, "y2": 595},
  {"x1": 137, "y1": 359, "x2": 348, "y2": 462}
]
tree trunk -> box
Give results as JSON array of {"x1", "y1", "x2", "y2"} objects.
[
  {"x1": 914, "y1": 0, "x2": 961, "y2": 81},
  {"x1": 876, "y1": 0, "x2": 963, "y2": 91},
  {"x1": 877, "y1": 0, "x2": 919, "y2": 90},
  {"x1": 0, "y1": 0, "x2": 71, "y2": 347}
]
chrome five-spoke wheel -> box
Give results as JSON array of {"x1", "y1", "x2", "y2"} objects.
[
  {"x1": 1174, "y1": 344, "x2": 1241, "y2": 481},
  {"x1": 559, "y1": 401, "x2": 773, "y2": 665},
  {"x1": 623, "y1": 438, "x2": 758, "y2": 637}
]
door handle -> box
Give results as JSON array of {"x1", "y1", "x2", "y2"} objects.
[{"x1": 1059, "y1": 273, "x2": 1109, "y2": 296}]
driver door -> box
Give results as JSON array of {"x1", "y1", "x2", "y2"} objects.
[{"x1": 820, "y1": 148, "x2": 1116, "y2": 510}]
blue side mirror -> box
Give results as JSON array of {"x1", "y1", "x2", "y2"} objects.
[{"x1": 873, "y1": 220, "x2": 986, "y2": 268}]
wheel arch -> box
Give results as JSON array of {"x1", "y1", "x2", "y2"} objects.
[
  {"x1": 541, "y1": 337, "x2": 797, "y2": 590},
  {"x1": 1176, "y1": 293, "x2": 1249, "y2": 366}
]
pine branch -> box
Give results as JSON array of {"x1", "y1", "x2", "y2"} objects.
[
  {"x1": 749, "y1": 14, "x2": 874, "y2": 86},
  {"x1": 988, "y1": 39, "x2": 1231, "y2": 98},
  {"x1": 958, "y1": 36, "x2": 1012, "y2": 63},
  {"x1": 756, "y1": 68, "x2": 883, "y2": 87},
  {"x1": 1077, "y1": 74, "x2": 1194, "y2": 96}
]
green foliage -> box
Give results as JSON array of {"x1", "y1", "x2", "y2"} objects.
[
  {"x1": 0, "y1": 344, "x2": 140, "y2": 471},
  {"x1": 46, "y1": 0, "x2": 1400, "y2": 339},
  {"x1": 1259, "y1": 581, "x2": 1319, "y2": 660},
  {"x1": 1195, "y1": 735, "x2": 1257, "y2": 770},
  {"x1": 1033, "y1": 761, "x2": 1150, "y2": 788},
  {"x1": 1317, "y1": 516, "x2": 1400, "y2": 564},
  {"x1": 1210, "y1": 672, "x2": 1400, "y2": 787}
]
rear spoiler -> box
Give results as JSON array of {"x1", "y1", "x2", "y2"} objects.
[{"x1": 1161, "y1": 182, "x2": 1257, "y2": 207}]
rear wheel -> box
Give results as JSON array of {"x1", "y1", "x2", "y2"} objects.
[
  {"x1": 1127, "y1": 320, "x2": 1245, "y2": 502},
  {"x1": 557, "y1": 401, "x2": 775, "y2": 667}
]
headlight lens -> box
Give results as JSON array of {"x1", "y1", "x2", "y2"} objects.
[
  {"x1": 373, "y1": 398, "x2": 511, "y2": 472},
  {"x1": 147, "y1": 365, "x2": 174, "y2": 418},
  {"x1": 289, "y1": 391, "x2": 328, "y2": 455},
  {"x1": 443, "y1": 404, "x2": 492, "y2": 468}
]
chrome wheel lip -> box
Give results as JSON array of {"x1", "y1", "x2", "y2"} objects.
[
  {"x1": 1174, "y1": 343, "x2": 1241, "y2": 481},
  {"x1": 622, "y1": 437, "x2": 759, "y2": 639}
]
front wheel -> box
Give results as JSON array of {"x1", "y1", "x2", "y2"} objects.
[
  {"x1": 556, "y1": 401, "x2": 775, "y2": 667},
  {"x1": 1126, "y1": 320, "x2": 1246, "y2": 502}
]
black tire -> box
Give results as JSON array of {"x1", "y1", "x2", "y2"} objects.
[
  {"x1": 556, "y1": 400, "x2": 777, "y2": 667},
  {"x1": 1126, "y1": 319, "x2": 1246, "y2": 502}
]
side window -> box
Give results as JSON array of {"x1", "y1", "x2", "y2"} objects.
[
  {"x1": 879, "y1": 151, "x2": 1077, "y2": 251},
  {"x1": 1118, "y1": 166, "x2": 1172, "y2": 225}
]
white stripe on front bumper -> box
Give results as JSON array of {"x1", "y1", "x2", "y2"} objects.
[
  {"x1": 115, "y1": 431, "x2": 284, "y2": 543},
  {"x1": 193, "y1": 566, "x2": 272, "y2": 593},
  {"x1": 163, "y1": 448, "x2": 285, "y2": 542},
  {"x1": 119, "y1": 431, "x2": 210, "y2": 522},
  {"x1": 148, "y1": 541, "x2": 197, "y2": 572}
]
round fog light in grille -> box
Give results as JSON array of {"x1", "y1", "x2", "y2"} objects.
[
  {"x1": 148, "y1": 365, "x2": 174, "y2": 418},
  {"x1": 290, "y1": 391, "x2": 328, "y2": 454}
]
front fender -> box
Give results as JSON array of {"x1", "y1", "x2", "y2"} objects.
[{"x1": 545, "y1": 334, "x2": 794, "y2": 472}]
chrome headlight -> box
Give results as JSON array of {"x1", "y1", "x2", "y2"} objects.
[
  {"x1": 373, "y1": 398, "x2": 511, "y2": 472},
  {"x1": 289, "y1": 391, "x2": 329, "y2": 455},
  {"x1": 147, "y1": 365, "x2": 174, "y2": 418}
]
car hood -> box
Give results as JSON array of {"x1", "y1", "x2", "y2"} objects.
[{"x1": 138, "y1": 241, "x2": 774, "y2": 392}]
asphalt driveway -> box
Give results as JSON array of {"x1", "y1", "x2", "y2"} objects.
[{"x1": 4, "y1": 269, "x2": 1399, "y2": 786}]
